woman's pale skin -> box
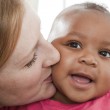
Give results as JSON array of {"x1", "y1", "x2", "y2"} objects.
[
  {"x1": 51, "y1": 9, "x2": 110, "y2": 104},
  {"x1": 0, "y1": 2, "x2": 60, "y2": 107}
]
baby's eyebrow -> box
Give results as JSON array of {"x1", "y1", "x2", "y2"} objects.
[
  {"x1": 68, "y1": 31, "x2": 86, "y2": 39},
  {"x1": 101, "y1": 41, "x2": 110, "y2": 46}
]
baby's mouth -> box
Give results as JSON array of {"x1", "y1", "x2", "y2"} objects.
[
  {"x1": 71, "y1": 74, "x2": 93, "y2": 84},
  {"x1": 69, "y1": 73, "x2": 94, "y2": 89}
]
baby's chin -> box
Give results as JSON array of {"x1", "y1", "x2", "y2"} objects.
[
  {"x1": 55, "y1": 95, "x2": 95, "y2": 104},
  {"x1": 68, "y1": 95, "x2": 100, "y2": 104}
]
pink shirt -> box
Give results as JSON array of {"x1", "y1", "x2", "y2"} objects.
[{"x1": 1, "y1": 92, "x2": 110, "y2": 110}]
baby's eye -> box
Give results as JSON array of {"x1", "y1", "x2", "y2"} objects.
[
  {"x1": 66, "y1": 41, "x2": 81, "y2": 49},
  {"x1": 99, "y1": 50, "x2": 110, "y2": 58}
]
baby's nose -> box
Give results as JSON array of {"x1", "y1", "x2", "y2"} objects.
[{"x1": 78, "y1": 53, "x2": 97, "y2": 67}]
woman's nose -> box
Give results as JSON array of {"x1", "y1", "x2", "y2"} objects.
[
  {"x1": 78, "y1": 53, "x2": 97, "y2": 67},
  {"x1": 42, "y1": 41, "x2": 60, "y2": 68}
]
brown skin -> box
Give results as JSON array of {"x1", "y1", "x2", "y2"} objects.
[{"x1": 51, "y1": 10, "x2": 110, "y2": 104}]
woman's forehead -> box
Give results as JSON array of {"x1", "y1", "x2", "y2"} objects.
[
  {"x1": 24, "y1": 0, "x2": 40, "y2": 24},
  {"x1": 8, "y1": 2, "x2": 41, "y2": 66}
]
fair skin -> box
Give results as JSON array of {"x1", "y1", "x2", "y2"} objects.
[
  {"x1": 51, "y1": 9, "x2": 110, "y2": 104},
  {"x1": 0, "y1": 1, "x2": 60, "y2": 107}
]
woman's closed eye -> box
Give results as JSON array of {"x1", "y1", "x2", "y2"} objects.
[
  {"x1": 25, "y1": 52, "x2": 37, "y2": 68},
  {"x1": 99, "y1": 50, "x2": 110, "y2": 58},
  {"x1": 65, "y1": 40, "x2": 82, "y2": 49}
]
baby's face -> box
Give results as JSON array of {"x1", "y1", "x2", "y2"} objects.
[{"x1": 51, "y1": 10, "x2": 110, "y2": 103}]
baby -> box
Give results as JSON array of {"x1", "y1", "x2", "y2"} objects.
[
  {"x1": 3, "y1": 2, "x2": 110, "y2": 110},
  {"x1": 46, "y1": 2, "x2": 110, "y2": 109}
]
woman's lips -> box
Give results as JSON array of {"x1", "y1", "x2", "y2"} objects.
[{"x1": 44, "y1": 75, "x2": 52, "y2": 83}]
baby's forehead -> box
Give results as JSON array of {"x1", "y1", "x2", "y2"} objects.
[
  {"x1": 48, "y1": 4, "x2": 110, "y2": 42},
  {"x1": 57, "y1": 8, "x2": 110, "y2": 27},
  {"x1": 49, "y1": 10, "x2": 110, "y2": 42}
]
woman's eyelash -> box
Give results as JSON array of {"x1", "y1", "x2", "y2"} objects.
[{"x1": 25, "y1": 53, "x2": 37, "y2": 68}]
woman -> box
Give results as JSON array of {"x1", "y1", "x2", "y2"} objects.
[{"x1": 0, "y1": 0, "x2": 60, "y2": 107}]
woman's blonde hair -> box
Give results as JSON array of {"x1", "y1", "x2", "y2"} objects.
[{"x1": 0, "y1": 0, "x2": 24, "y2": 67}]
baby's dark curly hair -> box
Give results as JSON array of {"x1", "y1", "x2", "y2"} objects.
[{"x1": 76, "y1": 2, "x2": 109, "y2": 13}]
